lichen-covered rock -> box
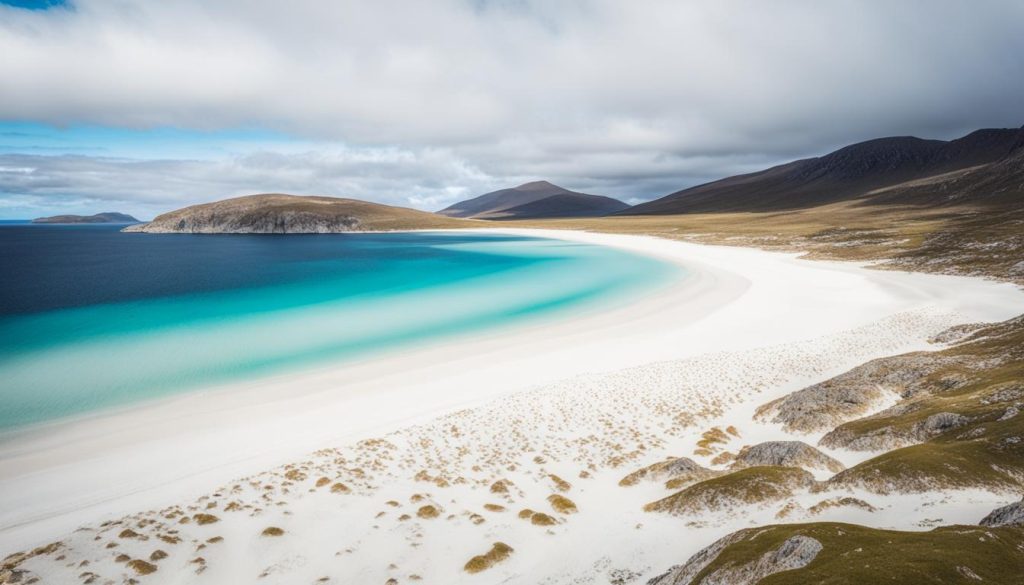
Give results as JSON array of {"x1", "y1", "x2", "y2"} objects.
[
  {"x1": 820, "y1": 410, "x2": 971, "y2": 451},
  {"x1": 648, "y1": 533, "x2": 822, "y2": 585},
  {"x1": 647, "y1": 530, "x2": 746, "y2": 585},
  {"x1": 730, "y1": 441, "x2": 845, "y2": 474},
  {"x1": 619, "y1": 457, "x2": 719, "y2": 488},
  {"x1": 919, "y1": 412, "x2": 969, "y2": 435},
  {"x1": 754, "y1": 353, "x2": 951, "y2": 433},
  {"x1": 980, "y1": 497, "x2": 1024, "y2": 527}
]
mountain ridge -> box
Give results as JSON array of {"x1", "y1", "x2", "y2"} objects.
[
  {"x1": 626, "y1": 125, "x2": 1024, "y2": 214},
  {"x1": 439, "y1": 181, "x2": 629, "y2": 219},
  {"x1": 32, "y1": 212, "x2": 139, "y2": 224}
]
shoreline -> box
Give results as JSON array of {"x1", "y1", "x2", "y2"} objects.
[{"x1": 2, "y1": 229, "x2": 1024, "y2": 564}]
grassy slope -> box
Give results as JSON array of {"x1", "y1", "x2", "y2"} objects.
[
  {"x1": 823, "y1": 317, "x2": 1024, "y2": 494},
  {"x1": 685, "y1": 522, "x2": 1024, "y2": 585}
]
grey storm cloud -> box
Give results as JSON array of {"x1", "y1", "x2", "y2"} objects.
[{"x1": 1, "y1": 0, "x2": 1023, "y2": 215}]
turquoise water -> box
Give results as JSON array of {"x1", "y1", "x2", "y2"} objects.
[{"x1": 0, "y1": 226, "x2": 679, "y2": 430}]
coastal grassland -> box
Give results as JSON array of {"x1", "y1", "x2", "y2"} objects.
[
  {"x1": 653, "y1": 522, "x2": 1024, "y2": 585},
  {"x1": 499, "y1": 199, "x2": 1024, "y2": 283}
]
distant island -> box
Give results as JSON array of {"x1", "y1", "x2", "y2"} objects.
[
  {"x1": 32, "y1": 212, "x2": 139, "y2": 224},
  {"x1": 438, "y1": 180, "x2": 629, "y2": 219},
  {"x1": 123, "y1": 193, "x2": 473, "y2": 234}
]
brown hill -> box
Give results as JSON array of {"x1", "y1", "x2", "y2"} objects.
[{"x1": 124, "y1": 194, "x2": 474, "y2": 234}]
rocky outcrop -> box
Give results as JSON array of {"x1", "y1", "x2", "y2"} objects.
[
  {"x1": 124, "y1": 194, "x2": 466, "y2": 234},
  {"x1": 754, "y1": 353, "x2": 953, "y2": 433},
  {"x1": 807, "y1": 497, "x2": 876, "y2": 515},
  {"x1": 619, "y1": 457, "x2": 719, "y2": 488},
  {"x1": 646, "y1": 530, "x2": 746, "y2": 585},
  {"x1": 648, "y1": 532, "x2": 822, "y2": 585},
  {"x1": 731, "y1": 441, "x2": 845, "y2": 474},
  {"x1": 980, "y1": 497, "x2": 1024, "y2": 527},
  {"x1": 820, "y1": 410, "x2": 970, "y2": 451},
  {"x1": 644, "y1": 467, "x2": 816, "y2": 516}
]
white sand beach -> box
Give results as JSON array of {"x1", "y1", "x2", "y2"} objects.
[{"x1": 3, "y1": 229, "x2": 1023, "y2": 583}]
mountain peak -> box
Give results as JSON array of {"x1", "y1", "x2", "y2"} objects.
[
  {"x1": 438, "y1": 181, "x2": 628, "y2": 220},
  {"x1": 515, "y1": 180, "x2": 561, "y2": 191}
]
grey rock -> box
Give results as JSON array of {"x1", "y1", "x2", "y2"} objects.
[
  {"x1": 620, "y1": 457, "x2": 718, "y2": 488},
  {"x1": 647, "y1": 531, "x2": 746, "y2": 585},
  {"x1": 649, "y1": 533, "x2": 822, "y2": 585},
  {"x1": 731, "y1": 441, "x2": 845, "y2": 474},
  {"x1": 998, "y1": 406, "x2": 1019, "y2": 421},
  {"x1": 979, "y1": 497, "x2": 1024, "y2": 527},
  {"x1": 918, "y1": 412, "x2": 969, "y2": 435},
  {"x1": 754, "y1": 353, "x2": 953, "y2": 434},
  {"x1": 821, "y1": 410, "x2": 970, "y2": 452},
  {"x1": 981, "y1": 384, "x2": 1024, "y2": 405}
]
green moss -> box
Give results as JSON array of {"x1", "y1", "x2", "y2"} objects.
[{"x1": 685, "y1": 522, "x2": 1024, "y2": 585}]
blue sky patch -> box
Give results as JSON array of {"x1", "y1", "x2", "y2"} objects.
[{"x1": 0, "y1": 0, "x2": 69, "y2": 10}]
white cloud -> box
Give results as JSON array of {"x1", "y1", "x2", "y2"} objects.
[{"x1": 1, "y1": 0, "x2": 1023, "y2": 214}]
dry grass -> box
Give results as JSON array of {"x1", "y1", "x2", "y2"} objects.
[
  {"x1": 547, "y1": 494, "x2": 578, "y2": 514},
  {"x1": 463, "y1": 542, "x2": 514, "y2": 574},
  {"x1": 191, "y1": 514, "x2": 219, "y2": 525},
  {"x1": 127, "y1": 559, "x2": 158, "y2": 575},
  {"x1": 530, "y1": 512, "x2": 558, "y2": 526},
  {"x1": 416, "y1": 505, "x2": 440, "y2": 519},
  {"x1": 490, "y1": 199, "x2": 1024, "y2": 284}
]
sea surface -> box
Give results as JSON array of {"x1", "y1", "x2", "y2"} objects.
[{"x1": 0, "y1": 224, "x2": 679, "y2": 430}]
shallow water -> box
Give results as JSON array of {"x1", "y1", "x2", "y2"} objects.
[{"x1": 0, "y1": 225, "x2": 679, "y2": 430}]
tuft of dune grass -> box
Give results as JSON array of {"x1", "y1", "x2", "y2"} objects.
[
  {"x1": 127, "y1": 559, "x2": 157, "y2": 575},
  {"x1": 417, "y1": 505, "x2": 440, "y2": 519},
  {"x1": 530, "y1": 512, "x2": 557, "y2": 526},
  {"x1": 192, "y1": 514, "x2": 219, "y2": 525},
  {"x1": 547, "y1": 494, "x2": 578, "y2": 514},
  {"x1": 464, "y1": 542, "x2": 514, "y2": 574}
]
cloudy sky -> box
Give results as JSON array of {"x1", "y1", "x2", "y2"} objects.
[{"x1": 1, "y1": 0, "x2": 1023, "y2": 219}]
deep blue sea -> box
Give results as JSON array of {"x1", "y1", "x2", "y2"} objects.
[{"x1": 0, "y1": 224, "x2": 678, "y2": 430}]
